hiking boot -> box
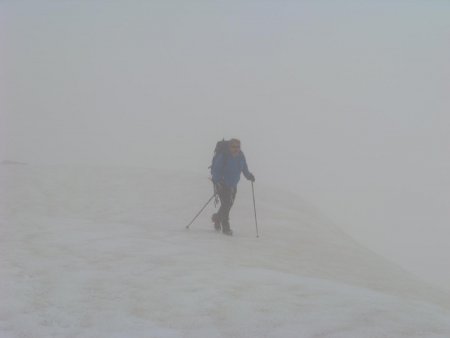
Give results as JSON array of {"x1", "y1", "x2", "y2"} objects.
[
  {"x1": 221, "y1": 221, "x2": 232, "y2": 236},
  {"x1": 212, "y1": 213, "x2": 221, "y2": 231},
  {"x1": 222, "y1": 228, "x2": 233, "y2": 236}
]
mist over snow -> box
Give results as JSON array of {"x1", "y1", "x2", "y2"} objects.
[{"x1": 1, "y1": 1, "x2": 450, "y2": 336}]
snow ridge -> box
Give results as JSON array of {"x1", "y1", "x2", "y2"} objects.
[{"x1": 1, "y1": 165, "x2": 450, "y2": 338}]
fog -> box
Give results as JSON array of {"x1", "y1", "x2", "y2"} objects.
[{"x1": 2, "y1": 1, "x2": 450, "y2": 292}]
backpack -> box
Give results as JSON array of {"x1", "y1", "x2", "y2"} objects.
[{"x1": 209, "y1": 139, "x2": 230, "y2": 169}]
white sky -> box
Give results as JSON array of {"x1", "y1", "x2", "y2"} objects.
[{"x1": 1, "y1": 1, "x2": 450, "y2": 291}]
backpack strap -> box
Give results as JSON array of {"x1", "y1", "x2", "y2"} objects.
[{"x1": 222, "y1": 151, "x2": 229, "y2": 171}]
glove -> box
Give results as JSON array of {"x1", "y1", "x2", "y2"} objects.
[{"x1": 248, "y1": 173, "x2": 255, "y2": 182}]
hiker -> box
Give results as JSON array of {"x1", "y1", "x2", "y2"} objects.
[{"x1": 211, "y1": 138, "x2": 255, "y2": 235}]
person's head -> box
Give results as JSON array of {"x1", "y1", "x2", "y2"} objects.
[{"x1": 229, "y1": 138, "x2": 241, "y2": 157}]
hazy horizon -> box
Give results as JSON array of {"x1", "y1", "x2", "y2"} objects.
[{"x1": 1, "y1": 1, "x2": 450, "y2": 292}]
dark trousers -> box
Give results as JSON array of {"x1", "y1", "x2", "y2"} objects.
[{"x1": 217, "y1": 185, "x2": 237, "y2": 230}]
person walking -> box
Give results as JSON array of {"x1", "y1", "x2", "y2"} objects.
[{"x1": 211, "y1": 138, "x2": 255, "y2": 235}]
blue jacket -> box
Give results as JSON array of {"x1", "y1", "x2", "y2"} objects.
[{"x1": 211, "y1": 152, "x2": 252, "y2": 188}]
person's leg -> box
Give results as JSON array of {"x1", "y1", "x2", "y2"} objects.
[
  {"x1": 218, "y1": 186, "x2": 236, "y2": 233},
  {"x1": 212, "y1": 212, "x2": 221, "y2": 231},
  {"x1": 212, "y1": 184, "x2": 223, "y2": 230}
]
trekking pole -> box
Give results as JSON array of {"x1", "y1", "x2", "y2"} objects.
[
  {"x1": 186, "y1": 194, "x2": 216, "y2": 229},
  {"x1": 251, "y1": 181, "x2": 259, "y2": 238}
]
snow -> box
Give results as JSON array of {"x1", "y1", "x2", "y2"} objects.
[{"x1": 1, "y1": 164, "x2": 450, "y2": 337}]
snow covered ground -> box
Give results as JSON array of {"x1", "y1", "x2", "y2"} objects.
[{"x1": 1, "y1": 164, "x2": 450, "y2": 338}]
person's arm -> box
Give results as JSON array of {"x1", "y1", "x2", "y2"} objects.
[{"x1": 242, "y1": 155, "x2": 255, "y2": 182}]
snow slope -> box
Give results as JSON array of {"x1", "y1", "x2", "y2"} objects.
[{"x1": 1, "y1": 164, "x2": 450, "y2": 338}]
